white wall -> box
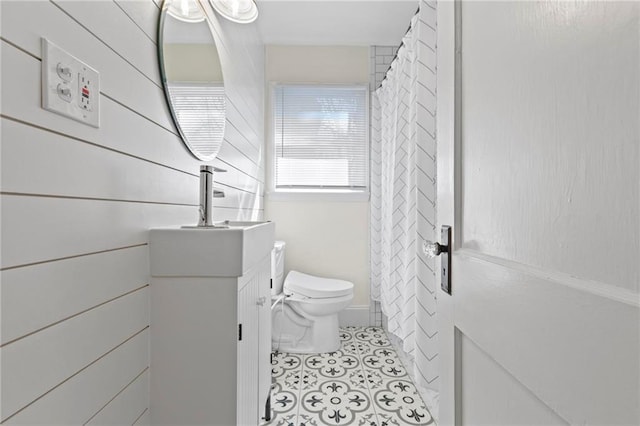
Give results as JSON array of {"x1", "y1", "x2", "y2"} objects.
[
  {"x1": 264, "y1": 45, "x2": 371, "y2": 307},
  {"x1": 164, "y1": 44, "x2": 224, "y2": 82},
  {"x1": 0, "y1": 0, "x2": 264, "y2": 423}
]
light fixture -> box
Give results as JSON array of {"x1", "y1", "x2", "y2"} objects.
[
  {"x1": 166, "y1": 0, "x2": 206, "y2": 23},
  {"x1": 209, "y1": 0, "x2": 258, "y2": 24}
]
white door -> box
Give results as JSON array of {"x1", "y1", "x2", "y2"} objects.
[{"x1": 435, "y1": 2, "x2": 639, "y2": 425}]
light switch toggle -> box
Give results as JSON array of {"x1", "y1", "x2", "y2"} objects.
[
  {"x1": 57, "y1": 83, "x2": 72, "y2": 102},
  {"x1": 56, "y1": 63, "x2": 73, "y2": 82}
]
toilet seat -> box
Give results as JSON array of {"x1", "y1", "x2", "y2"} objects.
[
  {"x1": 284, "y1": 270, "x2": 353, "y2": 299},
  {"x1": 285, "y1": 292, "x2": 353, "y2": 305}
]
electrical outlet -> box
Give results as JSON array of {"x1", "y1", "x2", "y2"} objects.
[
  {"x1": 78, "y1": 70, "x2": 95, "y2": 112},
  {"x1": 42, "y1": 38, "x2": 100, "y2": 128}
]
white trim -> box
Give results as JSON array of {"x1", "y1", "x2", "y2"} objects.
[
  {"x1": 458, "y1": 248, "x2": 640, "y2": 307},
  {"x1": 338, "y1": 305, "x2": 370, "y2": 326},
  {"x1": 267, "y1": 190, "x2": 369, "y2": 203}
]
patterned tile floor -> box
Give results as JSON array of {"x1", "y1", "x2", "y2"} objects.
[{"x1": 268, "y1": 326, "x2": 434, "y2": 425}]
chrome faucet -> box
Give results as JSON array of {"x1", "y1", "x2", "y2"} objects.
[{"x1": 198, "y1": 165, "x2": 226, "y2": 227}]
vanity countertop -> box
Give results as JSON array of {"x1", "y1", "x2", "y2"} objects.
[{"x1": 149, "y1": 221, "x2": 275, "y2": 278}]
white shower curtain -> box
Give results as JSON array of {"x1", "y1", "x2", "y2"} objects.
[{"x1": 370, "y1": 1, "x2": 439, "y2": 395}]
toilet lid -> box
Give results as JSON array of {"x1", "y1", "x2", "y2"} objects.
[{"x1": 284, "y1": 270, "x2": 354, "y2": 299}]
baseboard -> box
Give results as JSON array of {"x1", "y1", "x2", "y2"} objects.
[{"x1": 338, "y1": 305, "x2": 370, "y2": 326}]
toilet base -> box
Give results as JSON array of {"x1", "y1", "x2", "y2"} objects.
[{"x1": 272, "y1": 305, "x2": 340, "y2": 353}]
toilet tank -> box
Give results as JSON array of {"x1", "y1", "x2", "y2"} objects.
[{"x1": 271, "y1": 241, "x2": 286, "y2": 295}]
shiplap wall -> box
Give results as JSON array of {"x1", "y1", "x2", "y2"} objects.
[{"x1": 0, "y1": 0, "x2": 265, "y2": 423}]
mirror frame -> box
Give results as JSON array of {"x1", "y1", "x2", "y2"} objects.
[{"x1": 157, "y1": 0, "x2": 226, "y2": 162}]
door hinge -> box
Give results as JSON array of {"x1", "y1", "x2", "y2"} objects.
[{"x1": 238, "y1": 324, "x2": 242, "y2": 341}]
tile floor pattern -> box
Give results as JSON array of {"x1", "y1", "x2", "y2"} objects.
[{"x1": 268, "y1": 327, "x2": 434, "y2": 425}]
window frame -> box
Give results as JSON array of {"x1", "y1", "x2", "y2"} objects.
[{"x1": 268, "y1": 82, "x2": 370, "y2": 202}]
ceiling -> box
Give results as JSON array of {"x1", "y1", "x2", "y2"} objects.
[{"x1": 256, "y1": 0, "x2": 419, "y2": 46}]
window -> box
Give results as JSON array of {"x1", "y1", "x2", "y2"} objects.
[
  {"x1": 167, "y1": 82, "x2": 225, "y2": 158},
  {"x1": 272, "y1": 84, "x2": 369, "y2": 198}
]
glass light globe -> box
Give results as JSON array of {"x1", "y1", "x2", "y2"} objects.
[
  {"x1": 166, "y1": 0, "x2": 205, "y2": 23},
  {"x1": 210, "y1": 0, "x2": 258, "y2": 24}
]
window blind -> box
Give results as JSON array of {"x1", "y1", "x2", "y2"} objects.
[
  {"x1": 167, "y1": 82, "x2": 225, "y2": 158},
  {"x1": 273, "y1": 85, "x2": 368, "y2": 190}
]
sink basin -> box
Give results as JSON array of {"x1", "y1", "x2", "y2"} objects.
[{"x1": 149, "y1": 221, "x2": 275, "y2": 277}]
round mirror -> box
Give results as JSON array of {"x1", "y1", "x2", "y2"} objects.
[{"x1": 158, "y1": 0, "x2": 226, "y2": 161}]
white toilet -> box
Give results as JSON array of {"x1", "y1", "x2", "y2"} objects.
[{"x1": 271, "y1": 241, "x2": 354, "y2": 353}]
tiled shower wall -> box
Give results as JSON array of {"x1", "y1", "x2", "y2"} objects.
[
  {"x1": 0, "y1": 0, "x2": 264, "y2": 423},
  {"x1": 370, "y1": 45, "x2": 400, "y2": 92}
]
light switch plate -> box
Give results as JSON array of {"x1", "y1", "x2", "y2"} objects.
[{"x1": 42, "y1": 38, "x2": 100, "y2": 128}]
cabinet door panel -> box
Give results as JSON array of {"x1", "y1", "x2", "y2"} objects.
[{"x1": 237, "y1": 269, "x2": 260, "y2": 425}]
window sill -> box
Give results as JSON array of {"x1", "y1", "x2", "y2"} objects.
[{"x1": 267, "y1": 190, "x2": 370, "y2": 202}]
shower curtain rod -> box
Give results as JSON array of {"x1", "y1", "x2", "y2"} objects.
[{"x1": 377, "y1": 6, "x2": 421, "y2": 89}]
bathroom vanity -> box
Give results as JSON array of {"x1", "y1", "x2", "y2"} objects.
[{"x1": 149, "y1": 222, "x2": 274, "y2": 425}]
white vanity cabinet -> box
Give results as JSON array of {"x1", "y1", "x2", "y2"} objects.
[
  {"x1": 236, "y1": 256, "x2": 272, "y2": 425},
  {"x1": 149, "y1": 224, "x2": 274, "y2": 426}
]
